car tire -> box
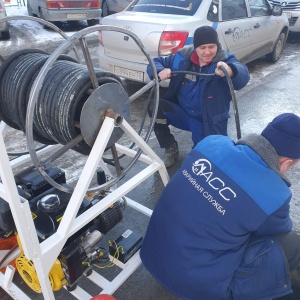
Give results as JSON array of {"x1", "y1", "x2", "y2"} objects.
[
  {"x1": 1, "y1": 30, "x2": 10, "y2": 40},
  {"x1": 102, "y1": 0, "x2": 110, "y2": 17},
  {"x1": 27, "y1": 2, "x2": 34, "y2": 16},
  {"x1": 266, "y1": 32, "x2": 285, "y2": 63},
  {"x1": 87, "y1": 19, "x2": 99, "y2": 26}
]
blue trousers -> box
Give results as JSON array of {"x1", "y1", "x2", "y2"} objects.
[{"x1": 154, "y1": 99, "x2": 204, "y2": 148}]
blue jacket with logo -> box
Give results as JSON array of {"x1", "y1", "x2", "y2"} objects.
[
  {"x1": 146, "y1": 45, "x2": 250, "y2": 137},
  {"x1": 140, "y1": 134, "x2": 293, "y2": 300}
]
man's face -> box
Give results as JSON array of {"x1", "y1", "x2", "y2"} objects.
[{"x1": 195, "y1": 44, "x2": 218, "y2": 66}]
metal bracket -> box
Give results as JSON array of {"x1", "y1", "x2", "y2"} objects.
[{"x1": 0, "y1": 117, "x2": 169, "y2": 299}]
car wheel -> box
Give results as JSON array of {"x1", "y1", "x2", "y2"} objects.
[
  {"x1": 27, "y1": 2, "x2": 34, "y2": 16},
  {"x1": 266, "y1": 32, "x2": 285, "y2": 63},
  {"x1": 1, "y1": 30, "x2": 10, "y2": 40},
  {"x1": 87, "y1": 19, "x2": 99, "y2": 26},
  {"x1": 102, "y1": 0, "x2": 109, "y2": 17}
]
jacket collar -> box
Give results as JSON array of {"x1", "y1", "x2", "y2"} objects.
[
  {"x1": 236, "y1": 134, "x2": 291, "y2": 187},
  {"x1": 178, "y1": 43, "x2": 228, "y2": 62}
]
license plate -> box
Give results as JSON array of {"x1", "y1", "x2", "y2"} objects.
[
  {"x1": 113, "y1": 66, "x2": 144, "y2": 82},
  {"x1": 67, "y1": 13, "x2": 87, "y2": 19},
  {"x1": 284, "y1": 12, "x2": 292, "y2": 19}
]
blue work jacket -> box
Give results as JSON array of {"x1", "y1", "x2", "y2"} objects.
[
  {"x1": 147, "y1": 45, "x2": 250, "y2": 137},
  {"x1": 141, "y1": 134, "x2": 293, "y2": 300}
]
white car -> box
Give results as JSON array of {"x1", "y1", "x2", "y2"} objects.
[
  {"x1": 98, "y1": 0, "x2": 289, "y2": 83},
  {"x1": 269, "y1": 0, "x2": 300, "y2": 32},
  {"x1": 0, "y1": 0, "x2": 10, "y2": 40}
]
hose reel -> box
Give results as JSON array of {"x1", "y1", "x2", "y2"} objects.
[
  {"x1": 0, "y1": 17, "x2": 163, "y2": 298},
  {"x1": 0, "y1": 17, "x2": 160, "y2": 194},
  {"x1": 0, "y1": 49, "x2": 129, "y2": 153}
]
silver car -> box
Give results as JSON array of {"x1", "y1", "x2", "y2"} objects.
[
  {"x1": 98, "y1": 0, "x2": 289, "y2": 83},
  {"x1": 27, "y1": 0, "x2": 102, "y2": 26},
  {"x1": 269, "y1": 0, "x2": 300, "y2": 32},
  {"x1": 0, "y1": 0, "x2": 10, "y2": 40},
  {"x1": 102, "y1": 0, "x2": 133, "y2": 17}
]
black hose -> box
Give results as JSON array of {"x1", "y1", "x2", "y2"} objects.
[
  {"x1": 8, "y1": 144, "x2": 48, "y2": 157},
  {"x1": 0, "y1": 49, "x2": 48, "y2": 127},
  {"x1": 219, "y1": 66, "x2": 241, "y2": 140},
  {"x1": 25, "y1": 66, "x2": 59, "y2": 145},
  {"x1": 0, "y1": 49, "x2": 149, "y2": 164},
  {"x1": 171, "y1": 70, "x2": 216, "y2": 77},
  {"x1": 18, "y1": 56, "x2": 50, "y2": 131},
  {"x1": 172, "y1": 68, "x2": 241, "y2": 140}
]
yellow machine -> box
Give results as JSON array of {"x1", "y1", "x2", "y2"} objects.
[{"x1": 15, "y1": 235, "x2": 66, "y2": 293}]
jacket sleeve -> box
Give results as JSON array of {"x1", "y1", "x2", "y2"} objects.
[
  {"x1": 225, "y1": 53, "x2": 250, "y2": 91},
  {"x1": 254, "y1": 199, "x2": 293, "y2": 236},
  {"x1": 146, "y1": 55, "x2": 175, "y2": 79}
]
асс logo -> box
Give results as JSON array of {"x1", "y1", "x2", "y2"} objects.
[{"x1": 192, "y1": 158, "x2": 236, "y2": 201}]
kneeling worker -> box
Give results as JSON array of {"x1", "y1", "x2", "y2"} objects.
[
  {"x1": 147, "y1": 26, "x2": 250, "y2": 167},
  {"x1": 141, "y1": 113, "x2": 300, "y2": 299}
]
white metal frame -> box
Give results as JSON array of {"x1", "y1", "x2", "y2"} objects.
[{"x1": 0, "y1": 117, "x2": 169, "y2": 299}]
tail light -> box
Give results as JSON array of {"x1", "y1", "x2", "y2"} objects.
[
  {"x1": 46, "y1": 1, "x2": 100, "y2": 9},
  {"x1": 159, "y1": 31, "x2": 189, "y2": 56}
]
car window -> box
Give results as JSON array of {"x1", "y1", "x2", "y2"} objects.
[
  {"x1": 207, "y1": 0, "x2": 220, "y2": 22},
  {"x1": 222, "y1": 0, "x2": 248, "y2": 20},
  {"x1": 127, "y1": 0, "x2": 202, "y2": 15},
  {"x1": 249, "y1": 0, "x2": 270, "y2": 16}
]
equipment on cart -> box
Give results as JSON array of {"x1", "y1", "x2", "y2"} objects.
[
  {"x1": 0, "y1": 13, "x2": 241, "y2": 296},
  {"x1": 0, "y1": 164, "x2": 126, "y2": 292},
  {"x1": 0, "y1": 16, "x2": 166, "y2": 299}
]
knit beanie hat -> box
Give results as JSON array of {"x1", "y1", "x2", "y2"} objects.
[
  {"x1": 261, "y1": 113, "x2": 300, "y2": 159},
  {"x1": 193, "y1": 26, "x2": 219, "y2": 49}
]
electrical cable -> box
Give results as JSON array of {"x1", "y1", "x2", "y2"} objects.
[{"x1": 92, "y1": 240, "x2": 122, "y2": 269}]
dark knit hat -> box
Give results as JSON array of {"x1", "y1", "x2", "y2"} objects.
[
  {"x1": 193, "y1": 26, "x2": 219, "y2": 49},
  {"x1": 261, "y1": 113, "x2": 300, "y2": 159}
]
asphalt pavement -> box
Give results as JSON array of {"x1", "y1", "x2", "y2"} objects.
[{"x1": 1, "y1": 23, "x2": 300, "y2": 299}]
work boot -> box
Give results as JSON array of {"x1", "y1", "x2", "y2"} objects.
[
  {"x1": 290, "y1": 268, "x2": 300, "y2": 288},
  {"x1": 163, "y1": 141, "x2": 179, "y2": 168}
]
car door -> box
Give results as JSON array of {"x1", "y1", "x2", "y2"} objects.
[
  {"x1": 247, "y1": 0, "x2": 279, "y2": 60},
  {"x1": 217, "y1": 0, "x2": 254, "y2": 62}
]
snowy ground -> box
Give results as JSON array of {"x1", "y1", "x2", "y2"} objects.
[{"x1": 1, "y1": 0, "x2": 98, "y2": 58}]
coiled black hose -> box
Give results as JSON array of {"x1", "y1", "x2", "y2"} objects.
[{"x1": 0, "y1": 49, "x2": 127, "y2": 155}]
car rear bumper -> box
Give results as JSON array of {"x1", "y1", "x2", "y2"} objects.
[
  {"x1": 41, "y1": 8, "x2": 101, "y2": 22},
  {"x1": 98, "y1": 46, "x2": 150, "y2": 83},
  {"x1": 98, "y1": 46, "x2": 170, "y2": 87}
]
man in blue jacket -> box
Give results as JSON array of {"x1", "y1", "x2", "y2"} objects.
[
  {"x1": 147, "y1": 26, "x2": 250, "y2": 167},
  {"x1": 140, "y1": 113, "x2": 300, "y2": 299}
]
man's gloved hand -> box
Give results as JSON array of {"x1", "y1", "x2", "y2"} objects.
[
  {"x1": 215, "y1": 62, "x2": 234, "y2": 78},
  {"x1": 158, "y1": 68, "x2": 172, "y2": 81}
]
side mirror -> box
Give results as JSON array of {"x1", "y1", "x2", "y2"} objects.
[{"x1": 272, "y1": 5, "x2": 283, "y2": 16}]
